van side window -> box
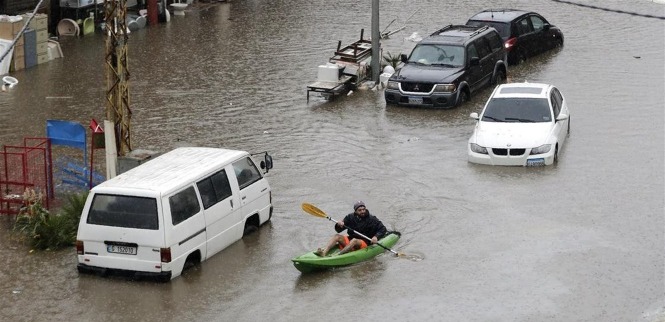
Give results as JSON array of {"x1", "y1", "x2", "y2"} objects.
[
  {"x1": 87, "y1": 194, "x2": 159, "y2": 230},
  {"x1": 197, "y1": 169, "x2": 233, "y2": 209},
  {"x1": 169, "y1": 186, "x2": 201, "y2": 225},
  {"x1": 233, "y1": 157, "x2": 262, "y2": 190}
]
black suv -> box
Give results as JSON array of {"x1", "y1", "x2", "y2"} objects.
[
  {"x1": 466, "y1": 9, "x2": 564, "y2": 65},
  {"x1": 384, "y1": 25, "x2": 507, "y2": 109}
]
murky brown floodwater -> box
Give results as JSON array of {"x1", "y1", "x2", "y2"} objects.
[{"x1": 1, "y1": 0, "x2": 663, "y2": 321}]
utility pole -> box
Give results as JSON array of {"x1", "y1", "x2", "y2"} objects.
[
  {"x1": 104, "y1": 0, "x2": 132, "y2": 157},
  {"x1": 371, "y1": 0, "x2": 379, "y2": 83}
]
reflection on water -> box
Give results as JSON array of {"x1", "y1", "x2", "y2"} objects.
[{"x1": 0, "y1": 0, "x2": 663, "y2": 321}]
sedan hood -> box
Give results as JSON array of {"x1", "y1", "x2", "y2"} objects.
[
  {"x1": 392, "y1": 64, "x2": 464, "y2": 84},
  {"x1": 471, "y1": 122, "x2": 553, "y2": 148}
]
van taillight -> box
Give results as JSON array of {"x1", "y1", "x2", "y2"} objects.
[
  {"x1": 160, "y1": 248, "x2": 172, "y2": 263},
  {"x1": 75, "y1": 240, "x2": 84, "y2": 255},
  {"x1": 504, "y1": 37, "x2": 517, "y2": 51}
]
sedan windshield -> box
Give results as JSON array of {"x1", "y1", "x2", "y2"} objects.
[
  {"x1": 408, "y1": 44, "x2": 464, "y2": 67},
  {"x1": 481, "y1": 98, "x2": 552, "y2": 123}
]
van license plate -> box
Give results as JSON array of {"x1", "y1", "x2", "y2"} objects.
[
  {"x1": 107, "y1": 245, "x2": 137, "y2": 255},
  {"x1": 408, "y1": 97, "x2": 423, "y2": 104}
]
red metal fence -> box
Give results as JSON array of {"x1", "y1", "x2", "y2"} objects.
[{"x1": 0, "y1": 137, "x2": 53, "y2": 215}]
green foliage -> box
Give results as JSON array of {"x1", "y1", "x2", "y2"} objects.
[
  {"x1": 382, "y1": 51, "x2": 403, "y2": 69},
  {"x1": 13, "y1": 189, "x2": 88, "y2": 250}
]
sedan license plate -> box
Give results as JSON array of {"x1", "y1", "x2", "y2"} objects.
[
  {"x1": 408, "y1": 96, "x2": 423, "y2": 104},
  {"x1": 526, "y1": 158, "x2": 545, "y2": 167},
  {"x1": 107, "y1": 245, "x2": 137, "y2": 255}
]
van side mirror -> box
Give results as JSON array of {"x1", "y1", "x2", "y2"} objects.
[
  {"x1": 400, "y1": 54, "x2": 408, "y2": 63},
  {"x1": 261, "y1": 153, "x2": 273, "y2": 173},
  {"x1": 470, "y1": 57, "x2": 480, "y2": 66}
]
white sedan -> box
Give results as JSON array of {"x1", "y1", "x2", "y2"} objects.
[{"x1": 467, "y1": 82, "x2": 570, "y2": 166}]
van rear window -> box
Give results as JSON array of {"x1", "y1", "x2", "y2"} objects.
[{"x1": 87, "y1": 194, "x2": 159, "y2": 230}]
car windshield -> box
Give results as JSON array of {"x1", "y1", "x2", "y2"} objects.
[
  {"x1": 467, "y1": 20, "x2": 510, "y2": 39},
  {"x1": 408, "y1": 44, "x2": 464, "y2": 67},
  {"x1": 481, "y1": 98, "x2": 552, "y2": 123}
]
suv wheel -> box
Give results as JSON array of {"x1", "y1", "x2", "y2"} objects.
[
  {"x1": 491, "y1": 69, "x2": 505, "y2": 85},
  {"x1": 456, "y1": 90, "x2": 469, "y2": 107}
]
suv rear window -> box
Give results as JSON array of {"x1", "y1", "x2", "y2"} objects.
[
  {"x1": 467, "y1": 20, "x2": 510, "y2": 38},
  {"x1": 87, "y1": 194, "x2": 159, "y2": 230}
]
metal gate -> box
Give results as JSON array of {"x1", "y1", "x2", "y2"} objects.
[{"x1": 0, "y1": 137, "x2": 53, "y2": 215}]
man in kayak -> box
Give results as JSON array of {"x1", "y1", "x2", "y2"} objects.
[{"x1": 314, "y1": 201, "x2": 387, "y2": 256}]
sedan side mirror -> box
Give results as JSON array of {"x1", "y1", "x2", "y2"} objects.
[
  {"x1": 400, "y1": 54, "x2": 408, "y2": 63},
  {"x1": 470, "y1": 112, "x2": 479, "y2": 120},
  {"x1": 543, "y1": 24, "x2": 551, "y2": 31}
]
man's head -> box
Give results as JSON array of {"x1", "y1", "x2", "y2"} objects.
[{"x1": 353, "y1": 201, "x2": 367, "y2": 216}]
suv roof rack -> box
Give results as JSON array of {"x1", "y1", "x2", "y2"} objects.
[{"x1": 468, "y1": 25, "x2": 490, "y2": 38}]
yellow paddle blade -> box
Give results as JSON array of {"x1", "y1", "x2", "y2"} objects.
[{"x1": 301, "y1": 202, "x2": 328, "y2": 219}]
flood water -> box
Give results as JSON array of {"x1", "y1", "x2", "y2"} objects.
[{"x1": 1, "y1": 0, "x2": 664, "y2": 321}]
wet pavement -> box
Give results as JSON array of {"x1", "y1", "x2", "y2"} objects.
[{"x1": 0, "y1": 0, "x2": 664, "y2": 321}]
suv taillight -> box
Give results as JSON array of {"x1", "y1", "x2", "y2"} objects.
[
  {"x1": 160, "y1": 247, "x2": 172, "y2": 263},
  {"x1": 504, "y1": 37, "x2": 517, "y2": 51},
  {"x1": 75, "y1": 240, "x2": 84, "y2": 255}
]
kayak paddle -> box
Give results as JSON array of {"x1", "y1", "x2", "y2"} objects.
[{"x1": 301, "y1": 202, "x2": 403, "y2": 257}]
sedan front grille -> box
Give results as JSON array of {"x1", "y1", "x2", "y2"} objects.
[{"x1": 492, "y1": 148, "x2": 525, "y2": 156}]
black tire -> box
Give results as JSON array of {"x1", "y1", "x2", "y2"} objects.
[
  {"x1": 517, "y1": 52, "x2": 527, "y2": 65},
  {"x1": 492, "y1": 69, "x2": 505, "y2": 85},
  {"x1": 554, "y1": 145, "x2": 559, "y2": 164},
  {"x1": 456, "y1": 90, "x2": 469, "y2": 107}
]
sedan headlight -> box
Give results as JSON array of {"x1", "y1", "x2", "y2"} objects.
[
  {"x1": 386, "y1": 81, "x2": 400, "y2": 90},
  {"x1": 530, "y1": 144, "x2": 551, "y2": 155},
  {"x1": 470, "y1": 143, "x2": 488, "y2": 154},
  {"x1": 433, "y1": 84, "x2": 456, "y2": 93}
]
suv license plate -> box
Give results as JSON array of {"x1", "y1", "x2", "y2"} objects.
[
  {"x1": 408, "y1": 97, "x2": 423, "y2": 104},
  {"x1": 526, "y1": 158, "x2": 545, "y2": 167},
  {"x1": 107, "y1": 245, "x2": 137, "y2": 255}
]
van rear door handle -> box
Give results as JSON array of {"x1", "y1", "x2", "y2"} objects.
[{"x1": 242, "y1": 196, "x2": 246, "y2": 200}]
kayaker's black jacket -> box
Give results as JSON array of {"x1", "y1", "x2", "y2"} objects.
[{"x1": 335, "y1": 210, "x2": 387, "y2": 241}]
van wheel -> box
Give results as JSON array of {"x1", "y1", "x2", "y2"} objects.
[
  {"x1": 183, "y1": 252, "x2": 201, "y2": 271},
  {"x1": 243, "y1": 215, "x2": 260, "y2": 236}
]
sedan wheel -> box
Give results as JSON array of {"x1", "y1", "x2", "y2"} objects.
[{"x1": 554, "y1": 145, "x2": 559, "y2": 163}]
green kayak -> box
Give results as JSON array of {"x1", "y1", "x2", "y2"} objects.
[{"x1": 292, "y1": 232, "x2": 401, "y2": 273}]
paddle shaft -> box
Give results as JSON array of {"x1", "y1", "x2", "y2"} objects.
[{"x1": 324, "y1": 216, "x2": 400, "y2": 256}]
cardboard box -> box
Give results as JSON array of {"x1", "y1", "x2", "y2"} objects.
[
  {"x1": 37, "y1": 53, "x2": 48, "y2": 64},
  {"x1": 0, "y1": 19, "x2": 24, "y2": 41},
  {"x1": 12, "y1": 55, "x2": 25, "y2": 71},
  {"x1": 12, "y1": 44, "x2": 24, "y2": 57},
  {"x1": 36, "y1": 30, "x2": 47, "y2": 43},
  {"x1": 21, "y1": 14, "x2": 47, "y2": 31},
  {"x1": 36, "y1": 41, "x2": 47, "y2": 55}
]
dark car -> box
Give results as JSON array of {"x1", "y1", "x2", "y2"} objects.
[
  {"x1": 384, "y1": 25, "x2": 507, "y2": 109},
  {"x1": 466, "y1": 9, "x2": 564, "y2": 65}
]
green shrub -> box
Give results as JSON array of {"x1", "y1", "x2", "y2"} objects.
[
  {"x1": 382, "y1": 51, "x2": 403, "y2": 69},
  {"x1": 13, "y1": 189, "x2": 88, "y2": 250}
]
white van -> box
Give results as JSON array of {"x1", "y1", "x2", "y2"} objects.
[{"x1": 75, "y1": 147, "x2": 274, "y2": 281}]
